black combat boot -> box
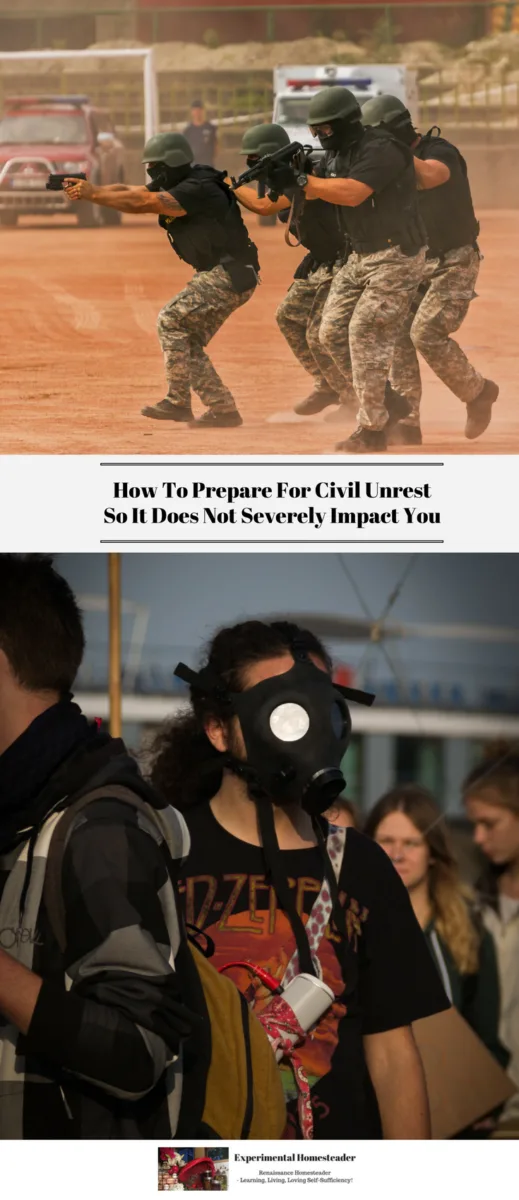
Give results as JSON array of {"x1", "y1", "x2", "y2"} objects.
[
  {"x1": 336, "y1": 426, "x2": 387, "y2": 453},
  {"x1": 388, "y1": 421, "x2": 423, "y2": 446},
  {"x1": 464, "y1": 380, "x2": 499, "y2": 439},
  {"x1": 384, "y1": 381, "x2": 412, "y2": 428},
  {"x1": 190, "y1": 407, "x2": 243, "y2": 428},
  {"x1": 294, "y1": 386, "x2": 339, "y2": 416},
  {"x1": 141, "y1": 399, "x2": 193, "y2": 421}
]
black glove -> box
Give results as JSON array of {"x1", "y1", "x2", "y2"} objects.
[{"x1": 265, "y1": 160, "x2": 298, "y2": 194}]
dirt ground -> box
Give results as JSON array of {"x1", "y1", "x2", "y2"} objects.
[{"x1": 1, "y1": 210, "x2": 517, "y2": 455}]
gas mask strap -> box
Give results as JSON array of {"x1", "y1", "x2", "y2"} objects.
[
  {"x1": 256, "y1": 801, "x2": 317, "y2": 978},
  {"x1": 313, "y1": 819, "x2": 347, "y2": 941},
  {"x1": 334, "y1": 683, "x2": 375, "y2": 707}
]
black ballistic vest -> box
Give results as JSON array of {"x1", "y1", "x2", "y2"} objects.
[
  {"x1": 160, "y1": 164, "x2": 259, "y2": 275},
  {"x1": 278, "y1": 196, "x2": 347, "y2": 268},
  {"x1": 297, "y1": 198, "x2": 347, "y2": 264},
  {"x1": 415, "y1": 130, "x2": 480, "y2": 257},
  {"x1": 327, "y1": 127, "x2": 426, "y2": 256}
]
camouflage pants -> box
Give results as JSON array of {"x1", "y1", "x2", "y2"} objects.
[
  {"x1": 157, "y1": 264, "x2": 255, "y2": 410},
  {"x1": 319, "y1": 245, "x2": 426, "y2": 430},
  {"x1": 390, "y1": 245, "x2": 483, "y2": 422},
  {"x1": 275, "y1": 262, "x2": 354, "y2": 400}
]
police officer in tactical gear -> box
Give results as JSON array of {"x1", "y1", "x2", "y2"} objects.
[
  {"x1": 234, "y1": 123, "x2": 355, "y2": 415},
  {"x1": 294, "y1": 85, "x2": 427, "y2": 453},
  {"x1": 360, "y1": 94, "x2": 498, "y2": 444},
  {"x1": 64, "y1": 132, "x2": 260, "y2": 428}
]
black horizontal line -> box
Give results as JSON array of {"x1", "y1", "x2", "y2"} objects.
[{"x1": 100, "y1": 539, "x2": 445, "y2": 545}]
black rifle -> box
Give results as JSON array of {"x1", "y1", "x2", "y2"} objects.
[
  {"x1": 46, "y1": 172, "x2": 87, "y2": 191},
  {"x1": 231, "y1": 142, "x2": 306, "y2": 195}
]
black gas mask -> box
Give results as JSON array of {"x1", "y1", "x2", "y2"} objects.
[
  {"x1": 310, "y1": 117, "x2": 363, "y2": 153},
  {"x1": 245, "y1": 154, "x2": 260, "y2": 170},
  {"x1": 146, "y1": 160, "x2": 192, "y2": 191},
  {"x1": 174, "y1": 649, "x2": 373, "y2": 816}
]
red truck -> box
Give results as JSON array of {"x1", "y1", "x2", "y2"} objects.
[{"x1": 0, "y1": 94, "x2": 126, "y2": 227}]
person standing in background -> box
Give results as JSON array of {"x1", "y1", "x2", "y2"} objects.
[
  {"x1": 463, "y1": 750, "x2": 519, "y2": 1127},
  {"x1": 364, "y1": 784, "x2": 508, "y2": 1076},
  {"x1": 184, "y1": 100, "x2": 218, "y2": 166}
]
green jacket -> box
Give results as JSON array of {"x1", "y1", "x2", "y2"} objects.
[{"x1": 424, "y1": 918, "x2": 509, "y2": 1069}]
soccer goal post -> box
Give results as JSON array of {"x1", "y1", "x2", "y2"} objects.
[{"x1": 0, "y1": 48, "x2": 159, "y2": 144}]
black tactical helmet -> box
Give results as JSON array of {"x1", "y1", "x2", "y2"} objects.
[
  {"x1": 241, "y1": 122, "x2": 290, "y2": 157},
  {"x1": 360, "y1": 94, "x2": 411, "y2": 127},
  {"x1": 142, "y1": 132, "x2": 193, "y2": 167},
  {"x1": 308, "y1": 86, "x2": 362, "y2": 126}
]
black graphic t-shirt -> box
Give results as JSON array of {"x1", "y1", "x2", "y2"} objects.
[{"x1": 177, "y1": 803, "x2": 450, "y2": 1139}]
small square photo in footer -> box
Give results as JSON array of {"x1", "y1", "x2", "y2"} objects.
[{"x1": 158, "y1": 1147, "x2": 229, "y2": 1191}]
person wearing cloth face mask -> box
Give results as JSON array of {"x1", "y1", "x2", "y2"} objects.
[
  {"x1": 63, "y1": 133, "x2": 260, "y2": 429},
  {"x1": 463, "y1": 750, "x2": 519, "y2": 1127},
  {"x1": 287, "y1": 85, "x2": 427, "y2": 453},
  {"x1": 149, "y1": 620, "x2": 451, "y2": 1140},
  {"x1": 360, "y1": 95, "x2": 498, "y2": 447}
]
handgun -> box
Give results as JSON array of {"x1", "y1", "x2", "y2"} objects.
[{"x1": 46, "y1": 172, "x2": 87, "y2": 191}]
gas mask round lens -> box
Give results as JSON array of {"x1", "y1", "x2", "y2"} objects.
[{"x1": 269, "y1": 702, "x2": 310, "y2": 743}]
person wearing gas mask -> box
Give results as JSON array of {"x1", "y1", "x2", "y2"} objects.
[
  {"x1": 232, "y1": 123, "x2": 356, "y2": 417},
  {"x1": 150, "y1": 619, "x2": 451, "y2": 1140},
  {"x1": 360, "y1": 95, "x2": 499, "y2": 446},
  {"x1": 281, "y1": 85, "x2": 427, "y2": 453},
  {"x1": 63, "y1": 133, "x2": 260, "y2": 428}
]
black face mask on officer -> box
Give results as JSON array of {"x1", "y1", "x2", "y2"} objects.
[
  {"x1": 310, "y1": 117, "x2": 363, "y2": 153},
  {"x1": 385, "y1": 114, "x2": 419, "y2": 146},
  {"x1": 175, "y1": 653, "x2": 374, "y2": 817},
  {"x1": 146, "y1": 160, "x2": 192, "y2": 191}
]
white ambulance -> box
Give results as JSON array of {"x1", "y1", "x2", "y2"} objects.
[{"x1": 272, "y1": 64, "x2": 418, "y2": 147}]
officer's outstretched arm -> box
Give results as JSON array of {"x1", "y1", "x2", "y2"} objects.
[
  {"x1": 413, "y1": 158, "x2": 450, "y2": 191},
  {"x1": 63, "y1": 179, "x2": 187, "y2": 217},
  {"x1": 303, "y1": 175, "x2": 373, "y2": 207},
  {"x1": 231, "y1": 184, "x2": 291, "y2": 217}
]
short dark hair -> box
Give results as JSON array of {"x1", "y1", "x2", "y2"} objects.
[
  {"x1": 191, "y1": 99, "x2": 203, "y2": 108},
  {"x1": 0, "y1": 555, "x2": 85, "y2": 694}
]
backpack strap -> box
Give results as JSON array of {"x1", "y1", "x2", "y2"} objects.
[{"x1": 43, "y1": 784, "x2": 165, "y2": 952}]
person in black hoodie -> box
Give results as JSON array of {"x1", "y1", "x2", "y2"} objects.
[
  {"x1": 63, "y1": 133, "x2": 260, "y2": 429},
  {"x1": 0, "y1": 554, "x2": 194, "y2": 1139}
]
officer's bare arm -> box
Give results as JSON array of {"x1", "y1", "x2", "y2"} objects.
[
  {"x1": 413, "y1": 158, "x2": 450, "y2": 190},
  {"x1": 63, "y1": 179, "x2": 187, "y2": 216},
  {"x1": 303, "y1": 175, "x2": 373, "y2": 207},
  {"x1": 232, "y1": 184, "x2": 291, "y2": 216}
]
